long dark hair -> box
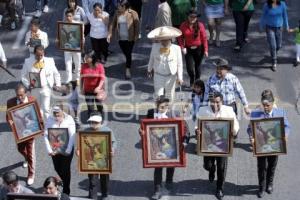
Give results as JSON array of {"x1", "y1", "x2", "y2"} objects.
[
  {"x1": 43, "y1": 176, "x2": 62, "y2": 188},
  {"x1": 67, "y1": 0, "x2": 78, "y2": 9},
  {"x1": 187, "y1": 9, "x2": 199, "y2": 38},
  {"x1": 267, "y1": 0, "x2": 281, "y2": 8}
]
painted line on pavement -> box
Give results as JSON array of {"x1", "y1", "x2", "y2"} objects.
[{"x1": 12, "y1": 16, "x2": 32, "y2": 50}]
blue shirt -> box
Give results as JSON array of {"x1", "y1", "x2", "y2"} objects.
[
  {"x1": 247, "y1": 108, "x2": 291, "y2": 137},
  {"x1": 203, "y1": 73, "x2": 248, "y2": 106},
  {"x1": 191, "y1": 92, "x2": 204, "y2": 120},
  {"x1": 260, "y1": 2, "x2": 289, "y2": 30}
]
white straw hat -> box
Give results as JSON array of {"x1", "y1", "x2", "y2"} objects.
[{"x1": 147, "y1": 26, "x2": 182, "y2": 40}]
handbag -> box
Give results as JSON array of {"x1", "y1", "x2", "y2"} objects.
[{"x1": 94, "y1": 87, "x2": 107, "y2": 101}]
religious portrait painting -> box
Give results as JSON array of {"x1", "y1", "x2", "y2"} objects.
[
  {"x1": 29, "y1": 72, "x2": 42, "y2": 88},
  {"x1": 6, "y1": 101, "x2": 44, "y2": 143},
  {"x1": 198, "y1": 118, "x2": 233, "y2": 156},
  {"x1": 251, "y1": 117, "x2": 287, "y2": 156},
  {"x1": 57, "y1": 21, "x2": 83, "y2": 52},
  {"x1": 78, "y1": 131, "x2": 112, "y2": 174},
  {"x1": 141, "y1": 119, "x2": 186, "y2": 168},
  {"x1": 48, "y1": 128, "x2": 69, "y2": 155}
]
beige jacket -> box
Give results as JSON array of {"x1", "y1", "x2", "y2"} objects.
[{"x1": 109, "y1": 9, "x2": 140, "y2": 42}]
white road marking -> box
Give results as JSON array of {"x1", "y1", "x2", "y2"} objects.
[{"x1": 12, "y1": 16, "x2": 32, "y2": 50}]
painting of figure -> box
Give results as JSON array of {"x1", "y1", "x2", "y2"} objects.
[
  {"x1": 48, "y1": 128, "x2": 69, "y2": 155},
  {"x1": 57, "y1": 22, "x2": 83, "y2": 52}
]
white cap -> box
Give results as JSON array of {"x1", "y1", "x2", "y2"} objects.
[{"x1": 87, "y1": 115, "x2": 102, "y2": 123}]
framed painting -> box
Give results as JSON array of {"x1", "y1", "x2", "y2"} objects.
[
  {"x1": 29, "y1": 38, "x2": 42, "y2": 48},
  {"x1": 141, "y1": 118, "x2": 186, "y2": 168},
  {"x1": 251, "y1": 117, "x2": 287, "y2": 156},
  {"x1": 7, "y1": 193, "x2": 58, "y2": 200},
  {"x1": 29, "y1": 72, "x2": 42, "y2": 88},
  {"x1": 48, "y1": 128, "x2": 69, "y2": 155},
  {"x1": 197, "y1": 118, "x2": 233, "y2": 156},
  {"x1": 57, "y1": 21, "x2": 83, "y2": 52},
  {"x1": 78, "y1": 131, "x2": 112, "y2": 174},
  {"x1": 6, "y1": 101, "x2": 44, "y2": 143}
]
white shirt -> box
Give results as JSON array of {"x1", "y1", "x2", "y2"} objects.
[
  {"x1": 0, "y1": 42, "x2": 7, "y2": 62},
  {"x1": 154, "y1": 111, "x2": 168, "y2": 119},
  {"x1": 88, "y1": 12, "x2": 109, "y2": 39},
  {"x1": 118, "y1": 15, "x2": 129, "y2": 40},
  {"x1": 25, "y1": 29, "x2": 49, "y2": 53},
  {"x1": 196, "y1": 105, "x2": 240, "y2": 135},
  {"x1": 44, "y1": 113, "x2": 76, "y2": 154}
]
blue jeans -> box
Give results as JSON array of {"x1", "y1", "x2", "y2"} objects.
[
  {"x1": 266, "y1": 26, "x2": 282, "y2": 64},
  {"x1": 36, "y1": 0, "x2": 48, "y2": 11}
]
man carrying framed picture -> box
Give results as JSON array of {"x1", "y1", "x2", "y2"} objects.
[
  {"x1": 43, "y1": 105, "x2": 76, "y2": 195},
  {"x1": 6, "y1": 84, "x2": 38, "y2": 186},
  {"x1": 77, "y1": 112, "x2": 117, "y2": 200},
  {"x1": 196, "y1": 92, "x2": 239, "y2": 200},
  {"x1": 21, "y1": 45, "x2": 61, "y2": 120},
  {"x1": 247, "y1": 89, "x2": 290, "y2": 198}
]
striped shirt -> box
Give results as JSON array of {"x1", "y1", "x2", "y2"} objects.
[{"x1": 203, "y1": 73, "x2": 248, "y2": 106}]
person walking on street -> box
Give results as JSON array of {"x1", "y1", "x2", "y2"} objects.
[
  {"x1": 44, "y1": 105, "x2": 76, "y2": 195},
  {"x1": 231, "y1": 0, "x2": 255, "y2": 52},
  {"x1": 202, "y1": 0, "x2": 229, "y2": 47},
  {"x1": 77, "y1": 113, "x2": 117, "y2": 200},
  {"x1": 168, "y1": 0, "x2": 196, "y2": 29},
  {"x1": 80, "y1": 52, "x2": 106, "y2": 116},
  {"x1": 247, "y1": 89, "x2": 290, "y2": 198},
  {"x1": 108, "y1": 0, "x2": 140, "y2": 79},
  {"x1": 259, "y1": 0, "x2": 289, "y2": 71},
  {"x1": 25, "y1": 17, "x2": 49, "y2": 54},
  {"x1": 288, "y1": 20, "x2": 300, "y2": 67},
  {"x1": 178, "y1": 9, "x2": 208, "y2": 87},
  {"x1": 196, "y1": 92, "x2": 239, "y2": 200},
  {"x1": 35, "y1": 0, "x2": 49, "y2": 17},
  {"x1": 21, "y1": 45, "x2": 61, "y2": 120},
  {"x1": 154, "y1": 0, "x2": 172, "y2": 28},
  {"x1": 6, "y1": 84, "x2": 39, "y2": 186},
  {"x1": 147, "y1": 26, "x2": 183, "y2": 103}
]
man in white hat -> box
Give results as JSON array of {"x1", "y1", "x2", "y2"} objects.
[
  {"x1": 79, "y1": 112, "x2": 117, "y2": 200},
  {"x1": 147, "y1": 26, "x2": 183, "y2": 103},
  {"x1": 44, "y1": 104, "x2": 76, "y2": 195}
]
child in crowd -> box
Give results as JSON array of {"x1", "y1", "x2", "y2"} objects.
[
  {"x1": 190, "y1": 79, "x2": 205, "y2": 121},
  {"x1": 289, "y1": 20, "x2": 300, "y2": 67}
]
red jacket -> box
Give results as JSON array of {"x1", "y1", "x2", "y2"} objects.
[
  {"x1": 178, "y1": 21, "x2": 208, "y2": 53},
  {"x1": 80, "y1": 63, "x2": 106, "y2": 93}
]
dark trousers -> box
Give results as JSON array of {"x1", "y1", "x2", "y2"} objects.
[
  {"x1": 90, "y1": 37, "x2": 108, "y2": 62},
  {"x1": 88, "y1": 174, "x2": 109, "y2": 199},
  {"x1": 203, "y1": 156, "x2": 228, "y2": 191},
  {"x1": 52, "y1": 149, "x2": 74, "y2": 195},
  {"x1": 185, "y1": 45, "x2": 204, "y2": 86},
  {"x1": 119, "y1": 40, "x2": 134, "y2": 69},
  {"x1": 257, "y1": 156, "x2": 278, "y2": 190},
  {"x1": 85, "y1": 92, "x2": 103, "y2": 117},
  {"x1": 154, "y1": 167, "x2": 175, "y2": 189},
  {"x1": 232, "y1": 10, "x2": 253, "y2": 46}
]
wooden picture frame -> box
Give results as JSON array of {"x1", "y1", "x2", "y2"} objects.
[
  {"x1": 78, "y1": 131, "x2": 112, "y2": 174},
  {"x1": 197, "y1": 118, "x2": 233, "y2": 156},
  {"x1": 29, "y1": 38, "x2": 42, "y2": 48},
  {"x1": 48, "y1": 128, "x2": 69, "y2": 155},
  {"x1": 57, "y1": 21, "x2": 83, "y2": 52},
  {"x1": 141, "y1": 118, "x2": 186, "y2": 168},
  {"x1": 7, "y1": 193, "x2": 58, "y2": 200},
  {"x1": 6, "y1": 101, "x2": 44, "y2": 143},
  {"x1": 251, "y1": 117, "x2": 287, "y2": 156},
  {"x1": 29, "y1": 72, "x2": 42, "y2": 88}
]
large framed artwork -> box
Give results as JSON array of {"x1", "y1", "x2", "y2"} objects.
[
  {"x1": 48, "y1": 128, "x2": 69, "y2": 155},
  {"x1": 57, "y1": 21, "x2": 83, "y2": 52},
  {"x1": 251, "y1": 117, "x2": 287, "y2": 156},
  {"x1": 6, "y1": 101, "x2": 44, "y2": 143},
  {"x1": 141, "y1": 118, "x2": 186, "y2": 168},
  {"x1": 78, "y1": 131, "x2": 112, "y2": 174},
  {"x1": 7, "y1": 193, "x2": 58, "y2": 200},
  {"x1": 197, "y1": 118, "x2": 233, "y2": 156}
]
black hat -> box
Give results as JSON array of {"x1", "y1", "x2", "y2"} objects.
[
  {"x1": 187, "y1": 9, "x2": 200, "y2": 17},
  {"x1": 156, "y1": 95, "x2": 170, "y2": 105},
  {"x1": 214, "y1": 58, "x2": 232, "y2": 70}
]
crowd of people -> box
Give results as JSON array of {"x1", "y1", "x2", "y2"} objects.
[{"x1": 0, "y1": 0, "x2": 297, "y2": 200}]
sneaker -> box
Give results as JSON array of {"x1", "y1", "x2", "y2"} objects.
[
  {"x1": 22, "y1": 161, "x2": 28, "y2": 168},
  {"x1": 294, "y1": 61, "x2": 300, "y2": 67},
  {"x1": 233, "y1": 45, "x2": 241, "y2": 52},
  {"x1": 43, "y1": 5, "x2": 49, "y2": 13},
  {"x1": 27, "y1": 177, "x2": 34, "y2": 185},
  {"x1": 34, "y1": 10, "x2": 42, "y2": 17},
  {"x1": 10, "y1": 22, "x2": 16, "y2": 30},
  {"x1": 125, "y1": 68, "x2": 131, "y2": 80},
  {"x1": 244, "y1": 38, "x2": 250, "y2": 43},
  {"x1": 271, "y1": 63, "x2": 277, "y2": 72}
]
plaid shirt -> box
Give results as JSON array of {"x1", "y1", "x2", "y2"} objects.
[{"x1": 203, "y1": 73, "x2": 248, "y2": 106}]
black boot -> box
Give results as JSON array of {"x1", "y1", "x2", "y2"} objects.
[
  {"x1": 215, "y1": 189, "x2": 224, "y2": 200},
  {"x1": 266, "y1": 183, "x2": 273, "y2": 194},
  {"x1": 257, "y1": 186, "x2": 265, "y2": 198}
]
